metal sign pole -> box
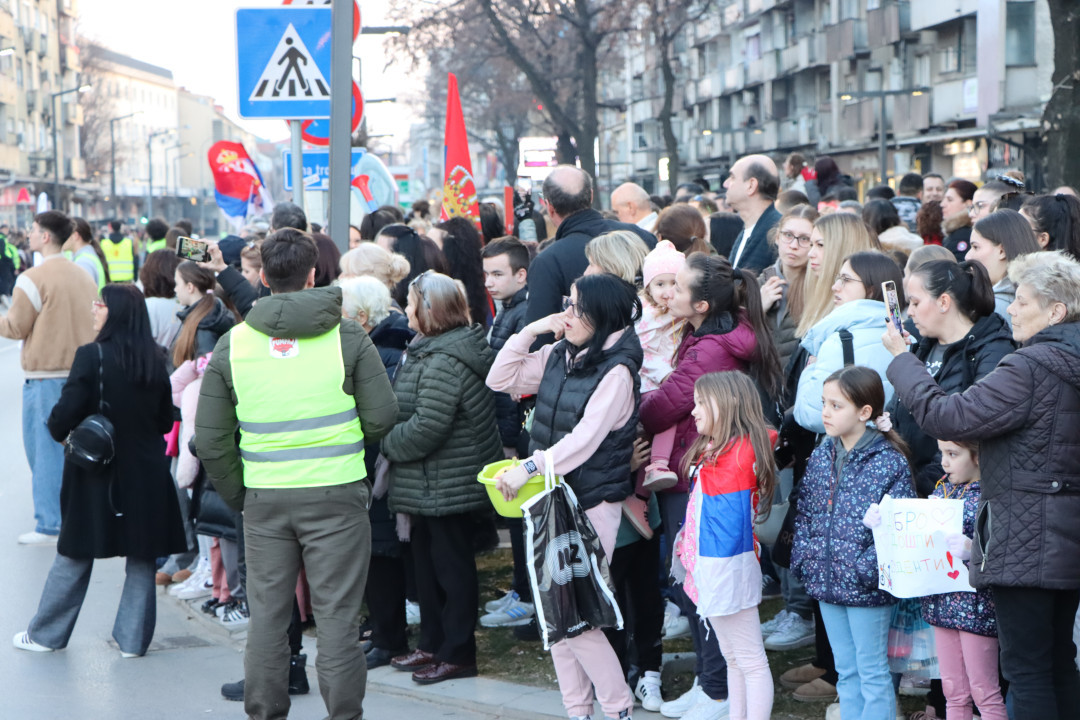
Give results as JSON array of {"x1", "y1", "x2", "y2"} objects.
[
  {"x1": 290, "y1": 119, "x2": 304, "y2": 211},
  {"x1": 327, "y1": 0, "x2": 353, "y2": 253}
]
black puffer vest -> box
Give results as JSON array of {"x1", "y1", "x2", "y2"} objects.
[{"x1": 529, "y1": 328, "x2": 643, "y2": 510}]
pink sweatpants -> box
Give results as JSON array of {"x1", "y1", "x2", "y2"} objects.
[
  {"x1": 210, "y1": 539, "x2": 231, "y2": 603},
  {"x1": 550, "y1": 501, "x2": 634, "y2": 719},
  {"x1": 650, "y1": 424, "x2": 677, "y2": 469},
  {"x1": 708, "y1": 608, "x2": 774, "y2": 720},
  {"x1": 934, "y1": 627, "x2": 1008, "y2": 720}
]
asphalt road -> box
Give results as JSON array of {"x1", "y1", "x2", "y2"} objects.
[{"x1": 0, "y1": 333, "x2": 497, "y2": 720}]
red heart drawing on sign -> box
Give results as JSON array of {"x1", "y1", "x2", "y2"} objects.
[
  {"x1": 948, "y1": 570, "x2": 960, "y2": 580},
  {"x1": 946, "y1": 551, "x2": 954, "y2": 568}
]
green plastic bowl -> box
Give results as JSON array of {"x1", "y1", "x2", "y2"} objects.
[{"x1": 477, "y1": 459, "x2": 549, "y2": 518}]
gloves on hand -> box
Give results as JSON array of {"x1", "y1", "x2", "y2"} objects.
[
  {"x1": 862, "y1": 503, "x2": 882, "y2": 529},
  {"x1": 946, "y1": 533, "x2": 973, "y2": 562}
]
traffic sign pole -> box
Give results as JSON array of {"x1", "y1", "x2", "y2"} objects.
[
  {"x1": 328, "y1": 0, "x2": 353, "y2": 253},
  {"x1": 290, "y1": 119, "x2": 304, "y2": 210}
]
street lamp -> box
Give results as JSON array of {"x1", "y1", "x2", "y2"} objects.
[
  {"x1": 146, "y1": 128, "x2": 174, "y2": 217},
  {"x1": 51, "y1": 84, "x2": 91, "y2": 211},
  {"x1": 109, "y1": 111, "x2": 141, "y2": 219},
  {"x1": 837, "y1": 87, "x2": 931, "y2": 183}
]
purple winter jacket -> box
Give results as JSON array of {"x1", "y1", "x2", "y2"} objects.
[
  {"x1": 920, "y1": 480, "x2": 997, "y2": 637},
  {"x1": 640, "y1": 315, "x2": 757, "y2": 493}
]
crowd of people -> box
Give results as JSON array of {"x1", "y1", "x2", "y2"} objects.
[{"x1": 2, "y1": 153, "x2": 1080, "y2": 720}]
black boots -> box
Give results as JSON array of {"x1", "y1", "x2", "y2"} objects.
[
  {"x1": 289, "y1": 653, "x2": 310, "y2": 695},
  {"x1": 220, "y1": 654, "x2": 310, "y2": 702}
]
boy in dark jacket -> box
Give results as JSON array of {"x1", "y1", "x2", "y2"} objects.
[{"x1": 479, "y1": 237, "x2": 536, "y2": 629}]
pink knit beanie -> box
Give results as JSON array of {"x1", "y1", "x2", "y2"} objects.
[{"x1": 642, "y1": 240, "x2": 686, "y2": 289}]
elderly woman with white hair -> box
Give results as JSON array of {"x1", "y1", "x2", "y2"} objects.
[
  {"x1": 882, "y1": 250, "x2": 1080, "y2": 719},
  {"x1": 339, "y1": 275, "x2": 413, "y2": 376},
  {"x1": 338, "y1": 275, "x2": 416, "y2": 670}
]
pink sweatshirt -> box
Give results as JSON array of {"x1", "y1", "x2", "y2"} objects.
[
  {"x1": 487, "y1": 328, "x2": 635, "y2": 477},
  {"x1": 635, "y1": 301, "x2": 684, "y2": 393},
  {"x1": 170, "y1": 355, "x2": 210, "y2": 489}
]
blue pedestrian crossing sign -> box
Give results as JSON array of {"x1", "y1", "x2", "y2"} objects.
[{"x1": 236, "y1": 6, "x2": 333, "y2": 120}]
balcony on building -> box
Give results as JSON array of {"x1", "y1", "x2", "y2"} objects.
[
  {"x1": 840, "y1": 97, "x2": 876, "y2": 143},
  {"x1": 892, "y1": 92, "x2": 931, "y2": 135},
  {"x1": 825, "y1": 18, "x2": 868, "y2": 63},
  {"x1": 867, "y1": 1, "x2": 911, "y2": 47},
  {"x1": 910, "y1": 0, "x2": 977, "y2": 32}
]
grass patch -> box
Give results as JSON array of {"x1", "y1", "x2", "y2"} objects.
[{"x1": 474, "y1": 548, "x2": 931, "y2": 718}]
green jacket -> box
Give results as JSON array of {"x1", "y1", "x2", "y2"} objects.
[
  {"x1": 195, "y1": 286, "x2": 399, "y2": 511},
  {"x1": 382, "y1": 324, "x2": 503, "y2": 517}
]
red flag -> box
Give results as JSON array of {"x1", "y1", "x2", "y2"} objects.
[
  {"x1": 439, "y1": 73, "x2": 480, "y2": 227},
  {"x1": 503, "y1": 186, "x2": 515, "y2": 235}
]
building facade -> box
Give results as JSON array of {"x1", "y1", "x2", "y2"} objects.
[
  {"x1": 0, "y1": 0, "x2": 85, "y2": 226},
  {"x1": 600, "y1": 0, "x2": 1052, "y2": 196}
]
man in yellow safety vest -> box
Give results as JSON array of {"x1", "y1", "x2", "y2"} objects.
[
  {"x1": 196, "y1": 228, "x2": 398, "y2": 720},
  {"x1": 101, "y1": 220, "x2": 136, "y2": 282},
  {"x1": 144, "y1": 217, "x2": 170, "y2": 255}
]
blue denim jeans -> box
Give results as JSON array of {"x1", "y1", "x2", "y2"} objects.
[
  {"x1": 819, "y1": 602, "x2": 896, "y2": 720},
  {"x1": 22, "y1": 378, "x2": 65, "y2": 535}
]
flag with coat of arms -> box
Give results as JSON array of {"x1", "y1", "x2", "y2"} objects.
[
  {"x1": 207, "y1": 141, "x2": 275, "y2": 229},
  {"x1": 439, "y1": 73, "x2": 480, "y2": 229}
]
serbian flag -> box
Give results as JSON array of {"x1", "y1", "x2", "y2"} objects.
[
  {"x1": 682, "y1": 432, "x2": 777, "y2": 618},
  {"x1": 208, "y1": 141, "x2": 274, "y2": 228},
  {"x1": 439, "y1": 73, "x2": 480, "y2": 228}
]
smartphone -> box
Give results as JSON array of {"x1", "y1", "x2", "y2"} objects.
[
  {"x1": 176, "y1": 236, "x2": 209, "y2": 263},
  {"x1": 515, "y1": 177, "x2": 532, "y2": 197},
  {"x1": 882, "y1": 281, "x2": 903, "y2": 333}
]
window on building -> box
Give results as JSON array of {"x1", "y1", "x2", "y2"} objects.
[
  {"x1": 938, "y1": 27, "x2": 961, "y2": 74},
  {"x1": 16, "y1": 58, "x2": 22, "y2": 87},
  {"x1": 1005, "y1": 0, "x2": 1036, "y2": 66}
]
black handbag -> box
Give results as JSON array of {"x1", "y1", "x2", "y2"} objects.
[{"x1": 64, "y1": 344, "x2": 117, "y2": 473}]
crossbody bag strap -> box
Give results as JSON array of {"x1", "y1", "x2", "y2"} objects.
[
  {"x1": 838, "y1": 329, "x2": 855, "y2": 367},
  {"x1": 96, "y1": 343, "x2": 105, "y2": 415}
]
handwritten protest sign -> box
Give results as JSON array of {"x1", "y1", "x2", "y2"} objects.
[{"x1": 871, "y1": 494, "x2": 975, "y2": 598}]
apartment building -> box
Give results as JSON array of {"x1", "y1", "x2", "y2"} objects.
[
  {"x1": 599, "y1": 0, "x2": 1052, "y2": 196},
  {"x1": 0, "y1": 0, "x2": 85, "y2": 225}
]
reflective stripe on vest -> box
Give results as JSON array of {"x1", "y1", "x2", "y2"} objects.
[
  {"x1": 229, "y1": 322, "x2": 366, "y2": 489},
  {"x1": 102, "y1": 237, "x2": 134, "y2": 282}
]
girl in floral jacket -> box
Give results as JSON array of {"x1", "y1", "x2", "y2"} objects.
[
  {"x1": 921, "y1": 439, "x2": 1007, "y2": 720},
  {"x1": 791, "y1": 366, "x2": 914, "y2": 720}
]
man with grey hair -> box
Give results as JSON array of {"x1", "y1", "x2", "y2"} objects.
[
  {"x1": 525, "y1": 166, "x2": 655, "y2": 330},
  {"x1": 723, "y1": 154, "x2": 781, "y2": 272},
  {"x1": 610, "y1": 182, "x2": 657, "y2": 231}
]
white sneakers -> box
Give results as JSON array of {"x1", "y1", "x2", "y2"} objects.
[
  {"x1": 479, "y1": 591, "x2": 535, "y2": 627},
  {"x1": 12, "y1": 631, "x2": 53, "y2": 653},
  {"x1": 759, "y1": 609, "x2": 791, "y2": 637},
  {"x1": 763, "y1": 611, "x2": 815, "y2": 651},
  {"x1": 169, "y1": 559, "x2": 212, "y2": 600},
  {"x1": 635, "y1": 671, "x2": 663, "y2": 712},
  {"x1": 662, "y1": 600, "x2": 691, "y2": 640},
  {"x1": 661, "y1": 678, "x2": 705, "y2": 718},
  {"x1": 17, "y1": 531, "x2": 58, "y2": 545},
  {"x1": 681, "y1": 697, "x2": 730, "y2": 720}
]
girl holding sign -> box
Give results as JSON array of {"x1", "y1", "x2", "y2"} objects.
[
  {"x1": 790, "y1": 366, "x2": 915, "y2": 720},
  {"x1": 921, "y1": 440, "x2": 1007, "y2": 720}
]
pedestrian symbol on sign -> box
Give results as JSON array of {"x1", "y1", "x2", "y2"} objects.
[{"x1": 249, "y1": 23, "x2": 330, "y2": 101}]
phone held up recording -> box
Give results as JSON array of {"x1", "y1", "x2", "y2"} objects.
[{"x1": 176, "y1": 237, "x2": 209, "y2": 263}]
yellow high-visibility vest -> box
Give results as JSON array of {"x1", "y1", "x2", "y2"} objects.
[
  {"x1": 229, "y1": 322, "x2": 366, "y2": 489},
  {"x1": 101, "y1": 237, "x2": 135, "y2": 282}
]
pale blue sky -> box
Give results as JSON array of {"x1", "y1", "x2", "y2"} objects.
[{"x1": 76, "y1": 0, "x2": 413, "y2": 143}]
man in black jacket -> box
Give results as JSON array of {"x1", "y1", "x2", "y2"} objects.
[
  {"x1": 479, "y1": 237, "x2": 536, "y2": 629},
  {"x1": 525, "y1": 166, "x2": 656, "y2": 330},
  {"x1": 723, "y1": 154, "x2": 781, "y2": 273}
]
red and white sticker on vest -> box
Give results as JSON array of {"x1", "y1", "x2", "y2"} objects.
[{"x1": 269, "y1": 337, "x2": 299, "y2": 358}]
